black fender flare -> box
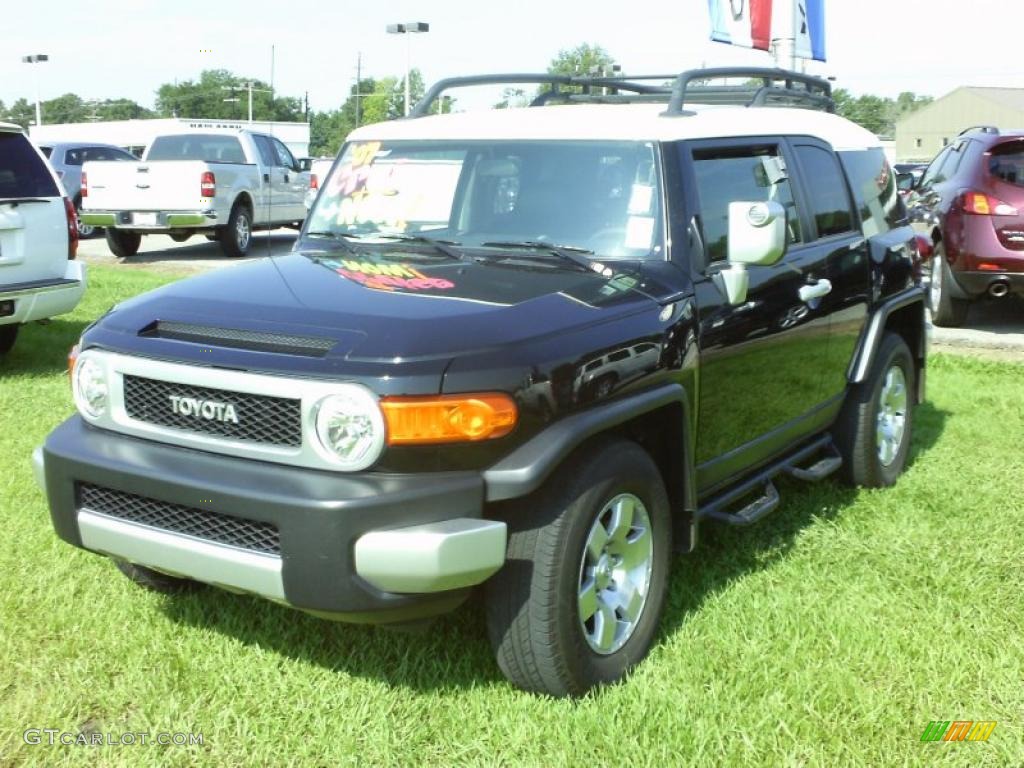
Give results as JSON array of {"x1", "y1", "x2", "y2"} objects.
[
  {"x1": 482, "y1": 382, "x2": 695, "y2": 509},
  {"x1": 847, "y1": 286, "x2": 927, "y2": 385}
]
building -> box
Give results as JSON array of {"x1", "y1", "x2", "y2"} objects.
[
  {"x1": 29, "y1": 117, "x2": 311, "y2": 159},
  {"x1": 895, "y1": 87, "x2": 1024, "y2": 162}
]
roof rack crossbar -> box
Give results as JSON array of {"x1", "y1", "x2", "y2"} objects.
[
  {"x1": 957, "y1": 125, "x2": 1000, "y2": 136},
  {"x1": 408, "y1": 68, "x2": 835, "y2": 118}
]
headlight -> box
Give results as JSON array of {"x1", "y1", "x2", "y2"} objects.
[
  {"x1": 73, "y1": 354, "x2": 108, "y2": 418},
  {"x1": 313, "y1": 389, "x2": 385, "y2": 470}
]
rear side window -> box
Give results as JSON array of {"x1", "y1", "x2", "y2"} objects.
[
  {"x1": 792, "y1": 145, "x2": 855, "y2": 238},
  {"x1": 147, "y1": 134, "x2": 246, "y2": 163},
  {"x1": 0, "y1": 133, "x2": 60, "y2": 198},
  {"x1": 81, "y1": 146, "x2": 136, "y2": 162},
  {"x1": 990, "y1": 143, "x2": 1024, "y2": 187},
  {"x1": 692, "y1": 144, "x2": 802, "y2": 263},
  {"x1": 839, "y1": 148, "x2": 905, "y2": 236}
]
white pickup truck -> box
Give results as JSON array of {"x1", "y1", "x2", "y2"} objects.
[{"x1": 80, "y1": 129, "x2": 311, "y2": 258}]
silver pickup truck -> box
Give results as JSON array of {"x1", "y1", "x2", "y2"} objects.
[{"x1": 80, "y1": 129, "x2": 311, "y2": 258}]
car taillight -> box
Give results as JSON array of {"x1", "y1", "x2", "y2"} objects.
[
  {"x1": 201, "y1": 171, "x2": 216, "y2": 198},
  {"x1": 310, "y1": 173, "x2": 319, "y2": 190},
  {"x1": 80, "y1": 171, "x2": 87, "y2": 198},
  {"x1": 63, "y1": 197, "x2": 79, "y2": 260},
  {"x1": 914, "y1": 234, "x2": 933, "y2": 261},
  {"x1": 960, "y1": 190, "x2": 1019, "y2": 216}
]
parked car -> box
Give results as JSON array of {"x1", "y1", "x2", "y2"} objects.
[
  {"x1": 37, "y1": 142, "x2": 137, "y2": 238},
  {"x1": 34, "y1": 68, "x2": 926, "y2": 696},
  {"x1": 908, "y1": 126, "x2": 1024, "y2": 325},
  {"x1": 80, "y1": 129, "x2": 313, "y2": 258},
  {"x1": 0, "y1": 124, "x2": 86, "y2": 356},
  {"x1": 893, "y1": 162, "x2": 927, "y2": 197},
  {"x1": 304, "y1": 157, "x2": 335, "y2": 210}
]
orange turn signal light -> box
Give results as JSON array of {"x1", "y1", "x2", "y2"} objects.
[
  {"x1": 381, "y1": 393, "x2": 517, "y2": 445},
  {"x1": 67, "y1": 343, "x2": 80, "y2": 379}
]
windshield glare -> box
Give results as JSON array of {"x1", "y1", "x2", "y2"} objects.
[{"x1": 307, "y1": 140, "x2": 663, "y2": 259}]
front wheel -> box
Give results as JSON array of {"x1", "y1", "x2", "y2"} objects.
[
  {"x1": 219, "y1": 205, "x2": 252, "y2": 257},
  {"x1": 486, "y1": 439, "x2": 671, "y2": 696},
  {"x1": 105, "y1": 229, "x2": 141, "y2": 258},
  {"x1": 834, "y1": 332, "x2": 915, "y2": 487},
  {"x1": 929, "y1": 244, "x2": 969, "y2": 327},
  {"x1": 0, "y1": 324, "x2": 18, "y2": 356}
]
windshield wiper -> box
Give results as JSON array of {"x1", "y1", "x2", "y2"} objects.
[
  {"x1": 479, "y1": 240, "x2": 602, "y2": 274},
  {"x1": 305, "y1": 231, "x2": 468, "y2": 262}
]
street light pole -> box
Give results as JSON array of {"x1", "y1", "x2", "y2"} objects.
[
  {"x1": 21, "y1": 54, "x2": 49, "y2": 128},
  {"x1": 386, "y1": 22, "x2": 429, "y2": 116}
]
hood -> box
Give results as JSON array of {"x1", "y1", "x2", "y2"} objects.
[{"x1": 97, "y1": 249, "x2": 663, "y2": 365}]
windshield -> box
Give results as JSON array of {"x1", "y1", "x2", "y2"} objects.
[
  {"x1": 147, "y1": 134, "x2": 247, "y2": 163},
  {"x1": 306, "y1": 140, "x2": 664, "y2": 259}
]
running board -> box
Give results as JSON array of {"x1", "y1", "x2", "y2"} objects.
[{"x1": 698, "y1": 435, "x2": 839, "y2": 526}]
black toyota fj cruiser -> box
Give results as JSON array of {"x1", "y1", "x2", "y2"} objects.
[{"x1": 35, "y1": 69, "x2": 927, "y2": 697}]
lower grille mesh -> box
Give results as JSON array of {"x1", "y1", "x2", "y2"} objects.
[{"x1": 79, "y1": 483, "x2": 280, "y2": 555}]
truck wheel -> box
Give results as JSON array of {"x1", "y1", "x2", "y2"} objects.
[
  {"x1": 929, "y1": 244, "x2": 969, "y2": 327},
  {"x1": 486, "y1": 438, "x2": 671, "y2": 696},
  {"x1": 114, "y1": 561, "x2": 205, "y2": 595},
  {"x1": 220, "y1": 204, "x2": 252, "y2": 257},
  {"x1": 73, "y1": 196, "x2": 95, "y2": 238},
  {"x1": 0, "y1": 325, "x2": 18, "y2": 356},
  {"x1": 169, "y1": 231, "x2": 192, "y2": 243},
  {"x1": 834, "y1": 332, "x2": 915, "y2": 487},
  {"x1": 105, "y1": 229, "x2": 141, "y2": 258}
]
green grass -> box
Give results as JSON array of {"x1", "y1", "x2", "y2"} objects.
[{"x1": 1, "y1": 265, "x2": 1022, "y2": 766}]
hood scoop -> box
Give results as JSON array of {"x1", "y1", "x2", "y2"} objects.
[{"x1": 140, "y1": 320, "x2": 337, "y2": 358}]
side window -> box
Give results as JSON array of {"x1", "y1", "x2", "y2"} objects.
[
  {"x1": 919, "y1": 146, "x2": 951, "y2": 187},
  {"x1": 792, "y1": 145, "x2": 855, "y2": 238},
  {"x1": 692, "y1": 145, "x2": 802, "y2": 263},
  {"x1": 271, "y1": 138, "x2": 296, "y2": 169},
  {"x1": 937, "y1": 140, "x2": 968, "y2": 181},
  {"x1": 838, "y1": 148, "x2": 906, "y2": 237},
  {"x1": 252, "y1": 135, "x2": 276, "y2": 167},
  {"x1": 64, "y1": 149, "x2": 83, "y2": 166}
]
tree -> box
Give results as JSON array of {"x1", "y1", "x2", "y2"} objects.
[
  {"x1": 6, "y1": 98, "x2": 35, "y2": 129},
  {"x1": 547, "y1": 43, "x2": 616, "y2": 77},
  {"x1": 155, "y1": 69, "x2": 302, "y2": 122},
  {"x1": 832, "y1": 88, "x2": 934, "y2": 139}
]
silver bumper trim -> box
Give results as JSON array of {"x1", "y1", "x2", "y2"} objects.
[
  {"x1": 78, "y1": 510, "x2": 285, "y2": 600},
  {"x1": 32, "y1": 446, "x2": 46, "y2": 491},
  {"x1": 354, "y1": 519, "x2": 507, "y2": 594}
]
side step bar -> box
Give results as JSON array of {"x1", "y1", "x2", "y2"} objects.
[{"x1": 698, "y1": 435, "x2": 841, "y2": 526}]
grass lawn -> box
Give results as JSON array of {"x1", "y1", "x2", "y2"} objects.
[{"x1": 1, "y1": 264, "x2": 1022, "y2": 766}]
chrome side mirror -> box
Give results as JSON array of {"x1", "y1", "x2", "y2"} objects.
[{"x1": 716, "y1": 201, "x2": 787, "y2": 305}]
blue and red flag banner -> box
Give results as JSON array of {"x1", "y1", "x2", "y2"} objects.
[
  {"x1": 707, "y1": 0, "x2": 774, "y2": 52},
  {"x1": 793, "y1": 0, "x2": 826, "y2": 62}
]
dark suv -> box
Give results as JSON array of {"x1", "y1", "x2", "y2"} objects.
[
  {"x1": 34, "y1": 69, "x2": 927, "y2": 697},
  {"x1": 910, "y1": 126, "x2": 1024, "y2": 326}
]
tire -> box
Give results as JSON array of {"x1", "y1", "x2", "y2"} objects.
[
  {"x1": 486, "y1": 438, "x2": 672, "y2": 696},
  {"x1": 834, "y1": 332, "x2": 915, "y2": 487},
  {"x1": 105, "y1": 229, "x2": 141, "y2": 258},
  {"x1": 169, "y1": 231, "x2": 191, "y2": 243},
  {"x1": 73, "y1": 197, "x2": 95, "y2": 239},
  {"x1": 205, "y1": 233, "x2": 219, "y2": 241},
  {"x1": 929, "y1": 243, "x2": 969, "y2": 327},
  {"x1": 0, "y1": 324, "x2": 18, "y2": 356},
  {"x1": 114, "y1": 560, "x2": 205, "y2": 595},
  {"x1": 219, "y1": 204, "x2": 252, "y2": 257}
]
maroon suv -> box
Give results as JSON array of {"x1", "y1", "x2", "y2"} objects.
[{"x1": 911, "y1": 126, "x2": 1024, "y2": 326}]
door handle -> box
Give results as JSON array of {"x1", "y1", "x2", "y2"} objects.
[
  {"x1": 284, "y1": 174, "x2": 290, "y2": 183},
  {"x1": 263, "y1": 173, "x2": 270, "y2": 183},
  {"x1": 798, "y1": 279, "x2": 832, "y2": 302}
]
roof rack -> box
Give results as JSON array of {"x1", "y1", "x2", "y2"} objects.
[
  {"x1": 958, "y1": 125, "x2": 1000, "y2": 136},
  {"x1": 409, "y1": 67, "x2": 834, "y2": 118}
]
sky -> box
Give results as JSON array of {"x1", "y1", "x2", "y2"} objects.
[{"x1": 1, "y1": 0, "x2": 1021, "y2": 117}]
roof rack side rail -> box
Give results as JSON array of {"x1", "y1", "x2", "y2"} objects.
[
  {"x1": 661, "y1": 67, "x2": 834, "y2": 116},
  {"x1": 957, "y1": 125, "x2": 1000, "y2": 136}
]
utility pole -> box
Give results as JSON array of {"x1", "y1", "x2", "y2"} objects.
[{"x1": 355, "y1": 52, "x2": 362, "y2": 127}]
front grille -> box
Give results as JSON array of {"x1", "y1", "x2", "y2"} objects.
[
  {"x1": 79, "y1": 483, "x2": 280, "y2": 555},
  {"x1": 123, "y1": 375, "x2": 302, "y2": 446},
  {"x1": 144, "y1": 321, "x2": 335, "y2": 357}
]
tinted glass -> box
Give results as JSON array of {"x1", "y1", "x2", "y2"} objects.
[
  {"x1": 0, "y1": 133, "x2": 60, "y2": 198},
  {"x1": 839, "y1": 148, "x2": 906, "y2": 236},
  {"x1": 989, "y1": 143, "x2": 1024, "y2": 188},
  {"x1": 793, "y1": 145, "x2": 854, "y2": 238},
  {"x1": 82, "y1": 146, "x2": 136, "y2": 162},
  {"x1": 252, "y1": 135, "x2": 276, "y2": 166},
  {"x1": 147, "y1": 134, "x2": 246, "y2": 163},
  {"x1": 40, "y1": 146, "x2": 53, "y2": 158},
  {"x1": 692, "y1": 145, "x2": 801, "y2": 263},
  {"x1": 920, "y1": 146, "x2": 950, "y2": 187},
  {"x1": 608, "y1": 349, "x2": 631, "y2": 362},
  {"x1": 271, "y1": 138, "x2": 296, "y2": 169}
]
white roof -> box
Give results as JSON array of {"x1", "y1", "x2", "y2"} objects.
[
  {"x1": 349, "y1": 103, "x2": 880, "y2": 151},
  {"x1": 0, "y1": 122, "x2": 24, "y2": 134}
]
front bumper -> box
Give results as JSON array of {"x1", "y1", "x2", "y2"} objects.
[
  {"x1": 37, "y1": 418, "x2": 506, "y2": 623},
  {"x1": 0, "y1": 261, "x2": 86, "y2": 326},
  {"x1": 80, "y1": 210, "x2": 215, "y2": 230}
]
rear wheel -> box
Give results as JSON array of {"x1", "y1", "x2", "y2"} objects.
[
  {"x1": 114, "y1": 561, "x2": 205, "y2": 595},
  {"x1": 0, "y1": 325, "x2": 18, "y2": 356},
  {"x1": 169, "y1": 231, "x2": 192, "y2": 243},
  {"x1": 834, "y1": 332, "x2": 915, "y2": 487},
  {"x1": 73, "y1": 197, "x2": 95, "y2": 238},
  {"x1": 929, "y1": 244, "x2": 969, "y2": 327},
  {"x1": 486, "y1": 439, "x2": 671, "y2": 696},
  {"x1": 105, "y1": 229, "x2": 141, "y2": 258},
  {"x1": 219, "y1": 204, "x2": 252, "y2": 257}
]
